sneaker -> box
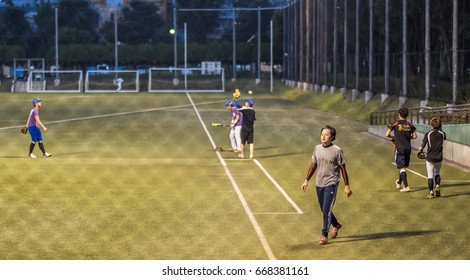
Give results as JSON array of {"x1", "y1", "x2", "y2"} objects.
[
  {"x1": 330, "y1": 223, "x2": 342, "y2": 239},
  {"x1": 427, "y1": 192, "x2": 435, "y2": 199},
  {"x1": 28, "y1": 153, "x2": 37, "y2": 158},
  {"x1": 319, "y1": 236, "x2": 328, "y2": 245},
  {"x1": 435, "y1": 186, "x2": 441, "y2": 197},
  {"x1": 400, "y1": 187, "x2": 411, "y2": 192},
  {"x1": 238, "y1": 154, "x2": 245, "y2": 159},
  {"x1": 44, "y1": 152, "x2": 52, "y2": 158},
  {"x1": 395, "y1": 180, "x2": 401, "y2": 189},
  {"x1": 249, "y1": 154, "x2": 254, "y2": 159}
]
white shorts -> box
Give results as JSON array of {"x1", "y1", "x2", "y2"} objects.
[{"x1": 426, "y1": 161, "x2": 442, "y2": 179}]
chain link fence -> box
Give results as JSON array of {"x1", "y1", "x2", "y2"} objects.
[{"x1": 283, "y1": 0, "x2": 470, "y2": 104}]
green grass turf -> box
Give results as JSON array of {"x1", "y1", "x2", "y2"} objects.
[{"x1": 0, "y1": 90, "x2": 469, "y2": 260}]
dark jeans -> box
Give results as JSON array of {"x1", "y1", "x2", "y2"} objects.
[{"x1": 316, "y1": 184, "x2": 339, "y2": 238}]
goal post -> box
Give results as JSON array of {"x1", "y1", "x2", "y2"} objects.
[
  {"x1": 85, "y1": 70, "x2": 140, "y2": 93},
  {"x1": 27, "y1": 70, "x2": 83, "y2": 93},
  {"x1": 148, "y1": 67, "x2": 225, "y2": 93}
]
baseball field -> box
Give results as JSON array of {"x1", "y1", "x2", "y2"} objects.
[{"x1": 0, "y1": 88, "x2": 469, "y2": 260}]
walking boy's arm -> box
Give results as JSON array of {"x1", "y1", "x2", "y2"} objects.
[
  {"x1": 301, "y1": 162, "x2": 317, "y2": 192},
  {"x1": 340, "y1": 164, "x2": 352, "y2": 197},
  {"x1": 35, "y1": 116, "x2": 47, "y2": 132}
]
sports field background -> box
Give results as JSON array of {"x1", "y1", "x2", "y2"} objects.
[{"x1": 0, "y1": 89, "x2": 469, "y2": 260}]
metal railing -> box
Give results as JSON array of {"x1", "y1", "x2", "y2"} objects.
[{"x1": 370, "y1": 104, "x2": 470, "y2": 126}]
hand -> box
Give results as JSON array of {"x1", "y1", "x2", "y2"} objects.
[
  {"x1": 344, "y1": 185, "x2": 353, "y2": 198},
  {"x1": 301, "y1": 180, "x2": 308, "y2": 192},
  {"x1": 43, "y1": 127, "x2": 48, "y2": 132}
]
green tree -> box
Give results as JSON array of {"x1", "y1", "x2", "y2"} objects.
[
  {"x1": 57, "y1": 0, "x2": 100, "y2": 44},
  {"x1": 177, "y1": 0, "x2": 225, "y2": 43},
  {"x1": 230, "y1": 0, "x2": 274, "y2": 43},
  {"x1": 29, "y1": 3, "x2": 56, "y2": 58},
  {"x1": 0, "y1": 6, "x2": 32, "y2": 46},
  {"x1": 100, "y1": 0, "x2": 165, "y2": 44}
]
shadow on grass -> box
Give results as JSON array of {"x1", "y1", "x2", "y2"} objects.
[
  {"x1": 290, "y1": 230, "x2": 442, "y2": 250},
  {"x1": 333, "y1": 230, "x2": 442, "y2": 243},
  {"x1": 416, "y1": 183, "x2": 470, "y2": 198},
  {"x1": 0, "y1": 151, "x2": 93, "y2": 159},
  {"x1": 258, "y1": 152, "x2": 305, "y2": 159},
  {"x1": 440, "y1": 192, "x2": 470, "y2": 198}
]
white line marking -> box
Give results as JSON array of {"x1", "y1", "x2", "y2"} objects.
[
  {"x1": 185, "y1": 92, "x2": 276, "y2": 260},
  {"x1": 253, "y1": 212, "x2": 303, "y2": 215},
  {"x1": 406, "y1": 168, "x2": 427, "y2": 179},
  {"x1": 391, "y1": 162, "x2": 470, "y2": 183},
  {"x1": 0, "y1": 100, "x2": 223, "y2": 132},
  {"x1": 253, "y1": 159, "x2": 303, "y2": 214}
]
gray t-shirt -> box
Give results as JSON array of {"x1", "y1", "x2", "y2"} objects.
[{"x1": 311, "y1": 144, "x2": 346, "y2": 187}]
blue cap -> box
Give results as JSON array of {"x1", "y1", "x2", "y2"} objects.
[
  {"x1": 32, "y1": 97, "x2": 42, "y2": 105},
  {"x1": 245, "y1": 99, "x2": 254, "y2": 107},
  {"x1": 225, "y1": 100, "x2": 234, "y2": 107}
]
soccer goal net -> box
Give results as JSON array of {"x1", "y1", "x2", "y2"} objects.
[
  {"x1": 85, "y1": 70, "x2": 140, "y2": 93},
  {"x1": 148, "y1": 67, "x2": 225, "y2": 93},
  {"x1": 26, "y1": 70, "x2": 83, "y2": 93}
]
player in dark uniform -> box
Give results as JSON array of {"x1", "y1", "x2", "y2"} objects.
[
  {"x1": 238, "y1": 99, "x2": 256, "y2": 159},
  {"x1": 385, "y1": 107, "x2": 417, "y2": 192},
  {"x1": 418, "y1": 117, "x2": 446, "y2": 198}
]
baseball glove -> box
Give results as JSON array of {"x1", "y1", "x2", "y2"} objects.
[
  {"x1": 21, "y1": 127, "x2": 28, "y2": 134},
  {"x1": 417, "y1": 151, "x2": 426, "y2": 160},
  {"x1": 233, "y1": 89, "x2": 240, "y2": 99}
]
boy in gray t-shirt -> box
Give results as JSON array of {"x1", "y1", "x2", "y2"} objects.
[{"x1": 301, "y1": 125, "x2": 352, "y2": 245}]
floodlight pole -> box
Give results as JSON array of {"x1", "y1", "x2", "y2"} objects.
[
  {"x1": 55, "y1": 7, "x2": 59, "y2": 71},
  {"x1": 184, "y1": 22, "x2": 187, "y2": 89},
  {"x1": 173, "y1": 1, "x2": 178, "y2": 82},
  {"x1": 232, "y1": 7, "x2": 236, "y2": 82},
  {"x1": 257, "y1": 7, "x2": 261, "y2": 84},
  {"x1": 114, "y1": 9, "x2": 118, "y2": 79},
  {"x1": 270, "y1": 20, "x2": 273, "y2": 93}
]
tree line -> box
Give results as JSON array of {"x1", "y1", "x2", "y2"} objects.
[{"x1": 0, "y1": 0, "x2": 280, "y2": 70}]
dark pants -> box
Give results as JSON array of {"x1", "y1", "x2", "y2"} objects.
[{"x1": 316, "y1": 184, "x2": 339, "y2": 238}]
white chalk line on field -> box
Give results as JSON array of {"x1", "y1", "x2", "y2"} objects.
[
  {"x1": 185, "y1": 92, "x2": 276, "y2": 261},
  {"x1": 225, "y1": 158, "x2": 303, "y2": 214},
  {"x1": 252, "y1": 159, "x2": 303, "y2": 214},
  {"x1": 0, "y1": 100, "x2": 224, "y2": 132},
  {"x1": 391, "y1": 162, "x2": 470, "y2": 183}
]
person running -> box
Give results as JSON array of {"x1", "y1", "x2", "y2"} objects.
[
  {"x1": 385, "y1": 107, "x2": 417, "y2": 192},
  {"x1": 419, "y1": 117, "x2": 446, "y2": 198},
  {"x1": 26, "y1": 97, "x2": 51, "y2": 158},
  {"x1": 301, "y1": 125, "x2": 352, "y2": 245},
  {"x1": 238, "y1": 99, "x2": 256, "y2": 159},
  {"x1": 225, "y1": 100, "x2": 242, "y2": 152}
]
